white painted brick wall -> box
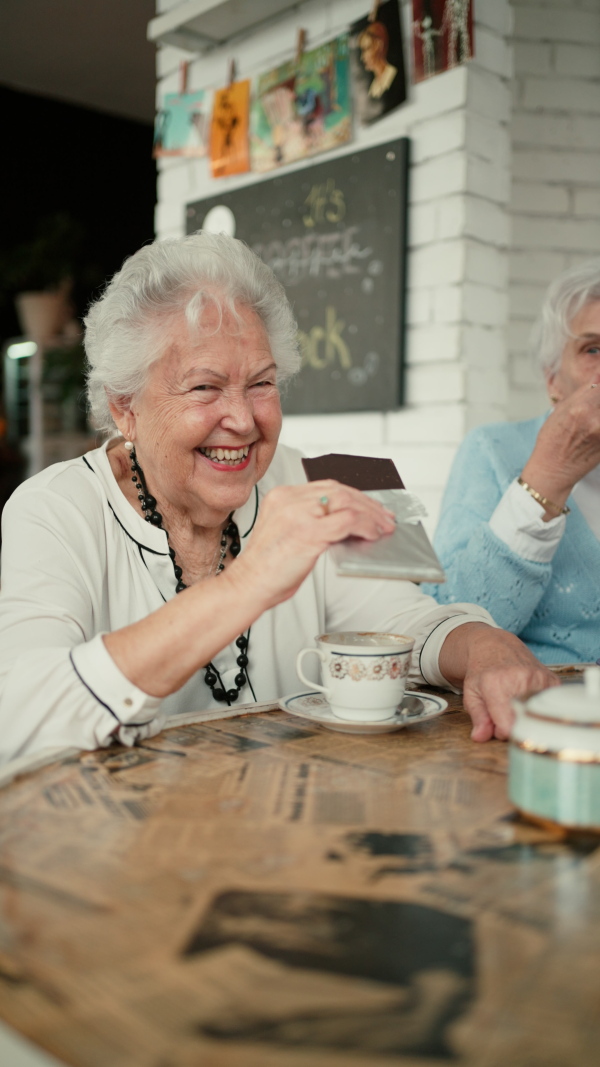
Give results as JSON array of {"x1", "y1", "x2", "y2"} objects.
[
  {"x1": 410, "y1": 111, "x2": 466, "y2": 163},
  {"x1": 513, "y1": 151, "x2": 600, "y2": 185},
  {"x1": 510, "y1": 249, "x2": 568, "y2": 283},
  {"x1": 466, "y1": 64, "x2": 511, "y2": 122},
  {"x1": 555, "y1": 44, "x2": 600, "y2": 79},
  {"x1": 466, "y1": 112, "x2": 510, "y2": 166},
  {"x1": 462, "y1": 325, "x2": 506, "y2": 367},
  {"x1": 475, "y1": 27, "x2": 513, "y2": 80},
  {"x1": 522, "y1": 78, "x2": 600, "y2": 114},
  {"x1": 508, "y1": 0, "x2": 600, "y2": 419},
  {"x1": 465, "y1": 240, "x2": 509, "y2": 287},
  {"x1": 153, "y1": 0, "x2": 513, "y2": 523},
  {"x1": 513, "y1": 42, "x2": 551, "y2": 76},
  {"x1": 574, "y1": 190, "x2": 600, "y2": 218},
  {"x1": 467, "y1": 366, "x2": 509, "y2": 406},
  {"x1": 511, "y1": 182, "x2": 569, "y2": 215},
  {"x1": 407, "y1": 324, "x2": 462, "y2": 362},
  {"x1": 513, "y1": 5, "x2": 600, "y2": 43},
  {"x1": 464, "y1": 198, "x2": 508, "y2": 246}
]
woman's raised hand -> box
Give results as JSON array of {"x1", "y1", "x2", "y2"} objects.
[
  {"x1": 229, "y1": 479, "x2": 396, "y2": 609},
  {"x1": 521, "y1": 378, "x2": 600, "y2": 514}
]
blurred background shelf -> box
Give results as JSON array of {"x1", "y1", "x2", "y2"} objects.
[{"x1": 148, "y1": 0, "x2": 304, "y2": 53}]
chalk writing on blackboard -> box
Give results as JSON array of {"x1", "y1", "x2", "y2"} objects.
[
  {"x1": 303, "y1": 180, "x2": 346, "y2": 227},
  {"x1": 254, "y1": 228, "x2": 372, "y2": 285},
  {"x1": 186, "y1": 139, "x2": 409, "y2": 415}
]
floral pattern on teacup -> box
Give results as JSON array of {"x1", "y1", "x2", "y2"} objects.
[{"x1": 328, "y1": 653, "x2": 409, "y2": 681}]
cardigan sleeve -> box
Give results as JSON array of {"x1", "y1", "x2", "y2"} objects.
[
  {"x1": 0, "y1": 485, "x2": 163, "y2": 765},
  {"x1": 423, "y1": 427, "x2": 554, "y2": 633}
]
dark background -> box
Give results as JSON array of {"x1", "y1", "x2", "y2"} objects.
[
  {"x1": 0, "y1": 0, "x2": 157, "y2": 518},
  {"x1": 0, "y1": 85, "x2": 156, "y2": 343},
  {"x1": 0, "y1": 0, "x2": 157, "y2": 344}
]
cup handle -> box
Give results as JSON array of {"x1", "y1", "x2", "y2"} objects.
[{"x1": 296, "y1": 647, "x2": 331, "y2": 699}]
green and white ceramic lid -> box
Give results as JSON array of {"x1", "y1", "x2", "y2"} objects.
[{"x1": 523, "y1": 667, "x2": 600, "y2": 728}]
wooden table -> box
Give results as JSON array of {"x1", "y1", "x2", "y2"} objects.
[{"x1": 0, "y1": 683, "x2": 599, "y2": 1067}]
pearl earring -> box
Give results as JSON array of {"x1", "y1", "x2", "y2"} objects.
[{"x1": 124, "y1": 440, "x2": 134, "y2": 452}]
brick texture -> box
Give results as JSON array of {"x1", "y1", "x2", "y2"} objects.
[{"x1": 508, "y1": 0, "x2": 600, "y2": 418}]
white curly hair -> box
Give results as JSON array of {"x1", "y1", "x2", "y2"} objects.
[
  {"x1": 531, "y1": 258, "x2": 600, "y2": 376},
  {"x1": 84, "y1": 231, "x2": 300, "y2": 434}
]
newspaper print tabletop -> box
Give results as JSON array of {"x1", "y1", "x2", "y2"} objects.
[{"x1": 0, "y1": 671, "x2": 599, "y2": 1067}]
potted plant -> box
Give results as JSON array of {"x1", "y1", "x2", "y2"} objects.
[{"x1": 1, "y1": 213, "x2": 83, "y2": 345}]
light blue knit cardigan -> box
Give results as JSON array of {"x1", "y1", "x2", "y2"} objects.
[{"x1": 423, "y1": 415, "x2": 600, "y2": 664}]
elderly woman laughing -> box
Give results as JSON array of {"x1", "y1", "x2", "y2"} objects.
[{"x1": 0, "y1": 233, "x2": 555, "y2": 762}]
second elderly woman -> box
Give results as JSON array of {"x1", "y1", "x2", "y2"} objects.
[
  {"x1": 0, "y1": 233, "x2": 556, "y2": 763},
  {"x1": 426, "y1": 259, "x2": 600, "y2": 664}
]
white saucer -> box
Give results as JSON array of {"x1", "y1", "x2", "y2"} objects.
[{"x1": 278, "y1": 690, "x2": 448, "y2": 735}]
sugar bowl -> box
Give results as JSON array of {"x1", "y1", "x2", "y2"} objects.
[{"x1": 510, "y1": 667, "x2": 600, "y2": 830}]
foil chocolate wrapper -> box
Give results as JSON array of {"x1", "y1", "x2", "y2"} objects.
[{"x1": 302, "y1": 454, "x2": 446, "y2": 583}]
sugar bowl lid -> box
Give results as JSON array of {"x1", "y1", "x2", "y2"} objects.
[{"x1": 522, "y1": 667, "x2": 600, "y2": 728}]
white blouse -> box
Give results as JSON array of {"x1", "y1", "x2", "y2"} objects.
[{"x1": 0, "y1": 442, "x2": 494, "y2": 763}]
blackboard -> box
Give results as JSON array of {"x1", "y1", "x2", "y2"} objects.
[{"x1": 186, "y1": 138, "x2": 409, "y2": 416}]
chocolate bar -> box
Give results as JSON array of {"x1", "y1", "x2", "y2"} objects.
[{"x1": 302, "y1": 453, "x2": 445, "y2": 583}]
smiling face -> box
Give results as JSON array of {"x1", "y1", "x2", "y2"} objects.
[
  {"x1": 547, "y1": 301, "x2": 600, "y2": 402},
  {"x1": 111, "y1": 301, "x2": 282, "y2": 528}
]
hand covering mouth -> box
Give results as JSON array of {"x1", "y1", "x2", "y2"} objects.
[{"x1": 198, "y1": 444, "x2": 251, "y2": 465}]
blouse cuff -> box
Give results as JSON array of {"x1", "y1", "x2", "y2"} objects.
[
  {"x1": 420, "y1": 609, "x2": 499, "y2": 691},
  {"x1": 489, "y1": 479, "x2": 565, "y2": 563},
  {"x1": 70, "y1": 633, "x2": 162, "y2": 727}
]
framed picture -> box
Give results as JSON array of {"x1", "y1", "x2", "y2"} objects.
[
  {"x1": 350, "y1": 0, "x2": 407, "y2": 126},
  {"x1": 411, "y1": 0, "x2": 474, "y2": 83},
  {"x1": 153, "y1": 90, "x2": 207, "y2": 158},
  {"x1": 210, "y1": 80, "x2": 251, "y2": 178},
  {"x1": 251, "y1": 35, "x2": 352, "y2": 174}
]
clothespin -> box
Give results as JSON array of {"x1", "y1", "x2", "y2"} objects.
[
  {"x1": 179, "y1": 60, "x2": 190, "y2": 95},
  {"x1": 228, "y1": 58, "x2": 237, "y2": 86},
  {"x1": 368, "y1": 0, "x2": 381, "y2": 21},
  {"x1": 296, "y1": 28, "x2": 306, "y2": 65}
]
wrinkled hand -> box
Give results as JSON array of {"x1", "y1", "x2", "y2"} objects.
[
  {"x1": 231, "y1": 479, "x2": 396, "y2": 610},
  {"x1": 521, "y1": 377, "x2": 600, "y2": 511},
  {"x1": 439, "y1": 623, "x2": 558, "y2": 742}
]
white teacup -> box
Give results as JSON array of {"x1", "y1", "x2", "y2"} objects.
[{"x1": 296, "y1": 632, "x2": 415, "y2": 722}]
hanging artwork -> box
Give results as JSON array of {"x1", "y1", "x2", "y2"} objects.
[
  {"x1": 349, "y1": 1, "x2": 407, "y2": 126},
  {"x1": 153, "y1": 90, "x2": 207, "y2": 158},
  {"x1": 411, "y1": 0, "x2": 474, "y2": 83},
  {"x1": 250, "y1": 34, "x2": 352, "y2": 174},
  {"x1": 209, "y1": 79, "x2": 251, "y2": 178}
]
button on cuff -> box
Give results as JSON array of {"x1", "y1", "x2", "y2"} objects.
[{"x1": 70, "y1": 633, "x2": 162, "y2": 725}]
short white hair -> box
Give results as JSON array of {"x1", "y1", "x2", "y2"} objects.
[
  {"x1": 531, "y1": 258, "x2": 600, "y2": 376},
  {"x1": 84, "y1": 231, "x2": 300, "y2": 434}
]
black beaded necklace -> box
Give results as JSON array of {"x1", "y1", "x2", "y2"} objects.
[{"x1": 127, "y1": 444, "x2": 249, "y2": 705}]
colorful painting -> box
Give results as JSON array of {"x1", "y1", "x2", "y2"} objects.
[
  {"x1": 210, "y1": 79, "x2": 251, "y2": 179},
  {"x1": 251, "y1": 34, "x2": 352, "y2": 174},
  {"x1": 153, "y1": 90, "x2": 207, "y2": 158},
  {"x1": 350, "y1": 1, "x2": 407, "y2": 126},
  {"x1": 411, "y1": 0, "x2": 474, "y2": 83}
]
